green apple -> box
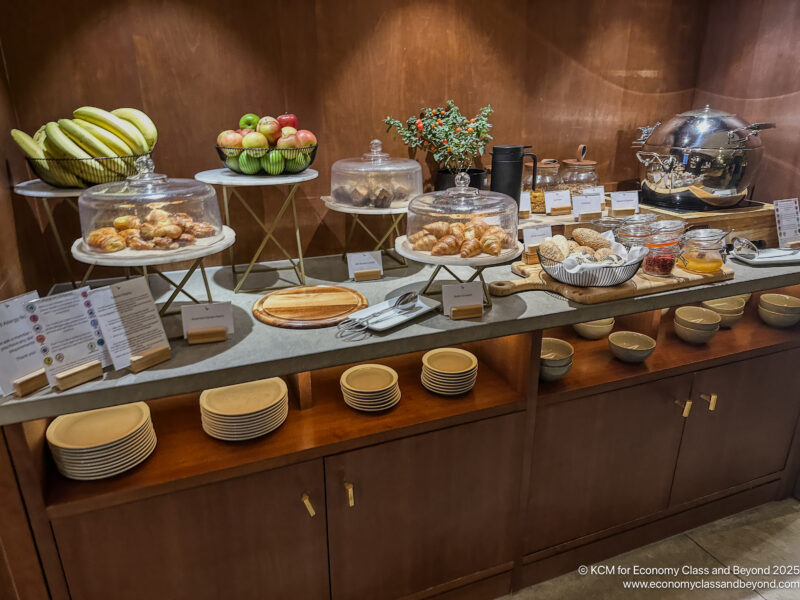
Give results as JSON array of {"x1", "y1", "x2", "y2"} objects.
[
  {"x1": 238, "y1": 151, "x2": 262, "y2": 175},
  {"x1": 262, "y1": 151, "x2": 285, "y2": 175},
  {"x1": 239, "y1": 113, "x2": 260, "y2": 129},
  {"x1": 225, "y1": 155, "x2": 240, "y2": 171},
  {"x1": 285, "y1": 152, "x2": 310, "y2": 173}
]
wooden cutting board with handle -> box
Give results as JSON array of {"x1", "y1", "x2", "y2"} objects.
[
  {"x1": 253, "y1": 285, "x2": 368, "y2": 328},
  {"x1": 489, "y1": 262, "x2": 734, "y2": 304}
]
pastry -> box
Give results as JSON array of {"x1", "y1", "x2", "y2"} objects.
[
  {"x1": 538, "y1": 240, "x2": 565, "y2": 262},
  {"x1": 188, "y1": 222, "x2": 216, "y2": 238},
  {"x1": 408, "y1": 230, "x2": 428, "y2": 244},
  {"x1": 172, "y1": 212, "x2": 194, "y2": 228},
  {"x1": 595, "y1": 247, "x2": 616, "y2": 259},
  {"x1": 116, "y1": 228, "x2": 139, "y2": 241},
  {"x1": 574, "y1": 245, "x2": 596, "y2": 256},
  {"x1": 449, "y1": 223, "x2": 465, "y2": 245},
  {"x1": 431, "y1": 234, "x2": 460, "y2": 255},
  {"x1": 482, "y1": 226, "x2": 514, "y2": 249},
  {"x1": 177, "y1": 233, "x2": 195, "y2": 245},
  {"x1": 113, "y1": 215, "x2": 140, "y2": 231},
  {"x1": 423, "y1": 221, "x2": 451, "y2": 238},
  {"x1": 332, "y1": 186, "x2": 351, "y2": 205},
  {"x1": 153, "y1": 237, "x2": 179, "y2": 250},
  {"x1": 153, "y1": 222, "x2": 183, "y2": 239},
  {"x1": 351, "y1": 185, "x2": 370, "y2": 207},
  {"x1": 573, "y1": 227, "x2": 611, "y2": 250},
  {"x1": 374, "y1": 188, "x2": 393, "y2": 209},
  {"x1": 87, "y1": 227, "x2": 125, "y2": 252},
  {"x1": 145, "y1": 208, "x2": 170, "y2": 223},
  {"x1": 571, "y1": 252, "x2": 598, "y2": 264},
  {"x1": 567, "y1": 240, "x2": 580, "y2": 253},
  {"x1": 127, "y1": 234, "x2": 155, "y2": 250},
  {"x1": 460, "y1": 239, "x2": 482, "y2": 258},
  {"x1": 551, "y1": 234, "x2": 570, "y2": 257},
  {"x1": 412, "y1": 233, "x2": 437, "y2": 251},
  {"x1": 480, "y1": 235, "x2": 501, "y2": 256},
  {"x1": 599, "y1": 253, "x2": 625, "y2": 266},
  {"x1": 464, "y1": 220, "x2": 488, "y2": 241},
  {"x1": 139, "y1": 223, "x2": 156, "y2": 239}
]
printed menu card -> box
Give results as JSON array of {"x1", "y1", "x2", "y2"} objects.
[{"x1": 0, "y1": 291, "x2": 41, "y2": 395}]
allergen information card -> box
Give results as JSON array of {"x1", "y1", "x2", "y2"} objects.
[{"x1": 0, "y1": 291, "x2": 41, "y2": 395}]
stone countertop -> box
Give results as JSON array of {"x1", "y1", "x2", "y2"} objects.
[{"x1": 2, "y1": 254, "x2": 798, "y2": 425}]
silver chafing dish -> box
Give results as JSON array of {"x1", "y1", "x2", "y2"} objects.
[{"x1": 634, "y1": 106, "x2": 775, "y2": 209}]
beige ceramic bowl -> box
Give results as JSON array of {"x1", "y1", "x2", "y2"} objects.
[
  {"x1": 759, "y1": 293, "x2": 800, "y2": 315},
  {"x1": 717, "y1": 311, "x2": 744, "y2": 328},
  {"x1": 674, "y1": 320, "x2": 719, "y2": 344},
  {"x1": 539, "y1": 360, "x2": 573, "y2": 382},
  {"x1": 674, "y1": 306, "x2": 722, "y2": 331},
  {"x1": 701, "y1": 297, "x2": 746, "y2": 315},
  {"x1": 540, "y1": 338, "x2": 574, "y2": 367},
  {"x1": 608, "y1": 331, "x2": 656, "y2": 363},
  {"x1": 732, "y1": 293, "x2": 752, "y2": 304},
  {"x1": 572, "y1": 319, "x2": 615, "y2": 340},
  {"x1": 758, "y1": 306, "x2": 800, "y2": 328}
]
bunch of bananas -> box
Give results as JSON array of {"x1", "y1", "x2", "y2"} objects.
[{"x1": 10, "y1": 106, "x2": 158, "y2": 188}]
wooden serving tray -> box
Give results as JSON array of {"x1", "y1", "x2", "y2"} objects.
[
  {"x1": 253, "y1": 285, "x2": 368, "y2": 328},
  {"x1": 489, "y1": 263, "x2": 734, "y2": 303}
]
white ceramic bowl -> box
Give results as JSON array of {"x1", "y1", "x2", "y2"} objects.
[
  {"x1": 608, "y1": 331, "x2": 656, "y2": 363},
  {"x1": 717, "y1": 311, "x2": 744, "y2": 328},
  {"x1": 758, "y1": 306, "x2": 800, "y2": 328},
  {"x1": 701, "y1": 297, "x2": 746, "y2": 315},
  {"x1": 674, "y1": 306, "x2": 722, "y2": 331},
  {"x1": 539, "y1": 360, "x2": 573, "y2": 382},
  {"x1": 759, "y1": 293, "x2": 800, "y2": 315},
  {"x1": 540, "y1": 338, "x2": 574, "y2": 367},
  {"x1": 572, "y1": 319, "x2": 615, "y2": 340},
  {"x1": 674, "y1": 320, "x2": 719, "y2": 344}
]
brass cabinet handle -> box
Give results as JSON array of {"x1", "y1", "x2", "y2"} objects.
[
  {"x1": 301, "y1": 493, "x2": 316, "y2": 517},
  {"x1": 700, "y1": 393, "x2": 718, "y2": 411},
  {"x1": 344, "y1": 482, "x2": 355, "y2": 508},
  {"x1": 675, "y1": 399, "x2": 693, "y2": 418}
]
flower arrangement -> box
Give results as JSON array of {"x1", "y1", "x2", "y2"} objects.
[{"x1": 384, "y1": 100, "x2": 493, "y2": 173}]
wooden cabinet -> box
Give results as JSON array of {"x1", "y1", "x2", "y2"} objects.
[
  {"x1": 670, "y1": 349, "x2": 800, "y2": 505},
  {"x1": 524, "y1": 376, "x2": 691, "y2": 553},
  {"x1": 325, "y1": 413, "x2": 523, "y2": 600},
  {"x1": 51, "y1": 460, "x2": 329, "y2": 600}
]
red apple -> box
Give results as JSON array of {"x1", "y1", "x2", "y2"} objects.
[
  {"x1": 217, "y1": 130, "x2": 243, "y2": 148},
  {"x1": 257, "y1": 117, "x2": 282, "y2": 145},
  {"x1": 277, "y1": 113, "x2": 298, "y2": 129},
  {"x1": 238, "y1": 128, "x2": 254, "y2": 137},
  {"x1": 295, "y1": 129, "x2": 317, "y2": 147},
  {"x1": 276, "y1": 133, "x2": 300, "y2": 158}
]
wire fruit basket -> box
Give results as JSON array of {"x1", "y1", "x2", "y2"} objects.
[
  {"x1": 537, "y1": 250, "x2": 644, "y2": 287},
  {"x1": 26, "y1": 152, "x2": 154, "y2": 189},
  {"x1": 216, "y1": 145, "x2": 318, "y2": 176}
]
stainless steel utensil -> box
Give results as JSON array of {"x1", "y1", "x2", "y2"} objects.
[{"x1": 337, "y1": 291, "x2": 419, "y2": 333}]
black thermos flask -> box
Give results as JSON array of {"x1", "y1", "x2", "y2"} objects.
[{"x1": 489, "y1": 145, "x2": 538, "y2": 205}]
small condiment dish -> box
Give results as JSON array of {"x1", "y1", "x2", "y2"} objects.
[
  {"x1": 539, "y1": 360, "x2": 573, "y2": 382},
  {"x1": 674, "y1": 320, "x2": 719, "y2": 344},
  {"x1": 540, "y1": 338, "x2": 574, "y2": 367},
  {"x1": 759, "y1": 293, "x2": 800, "y2": 315},
  {"x1": 717, "y1": 311, "x2": 744, "y2": 328},
  {"x1": 572, "y1": 319, "x2": 615, "y2": 340},
  {"x1": 674, "y1": 306, "x2": 722, "y2": 331},
  {"x1": 608, "y1": 331, "x2": 656, "y2": 363},
  {"x1": 701, "y1": 297, "x2": 746, "y2": 315},
  {"x1": 758, "y1": 306, "x2": 800, "y2": 328}
]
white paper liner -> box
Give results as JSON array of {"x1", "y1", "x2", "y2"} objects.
[{"x1": 547, "y1": 230, "x2": 648, "y2": 273}]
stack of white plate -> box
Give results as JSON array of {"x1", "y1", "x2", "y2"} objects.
[
  {"x1": 421, "y1": 348, "x2": 478, "y2": 395},
  {"x1": 200, "y1": 378, "x2": 289, "y2": 441},
  {"x1": 46, "y1": 402, "x2": 157, "y2": 481},
  {"x1": 340, "y1": 364, "x2": 400, "y2": 412}
]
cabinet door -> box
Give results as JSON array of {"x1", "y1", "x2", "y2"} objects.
[
  {"x1": 52, "y1": 460, "x2": 329, "y2": 600},
  {"x1": 525, "y1": 375, "x2": 691, "y2": 553},
  {"x1": 325, "y1": 413, "x2": 522, "y2": 600},
  {"x1": 670, "y1": 349, "x2": 800, "y2": 506}
]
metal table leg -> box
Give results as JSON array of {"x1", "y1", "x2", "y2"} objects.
[
  {"x1": 347, "y1": 213, "x2": 408, "y2": 269},
  {"x1": 418, "y1": 265, "x2": 491, "y2": 309},
  {"x1": 140, "y1": 258, "x2": 205, "y2": 316}
]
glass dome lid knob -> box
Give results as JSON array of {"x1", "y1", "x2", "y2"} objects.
[
  {"x1": 363, "y1": 139, "x2": 390, "y2": 161},
  {"x1": 129, "y1": 156, "x2": 166, "y2": 185},
  {"x1": 454, "y1": 171, "x2": 470, "y2": 187}
]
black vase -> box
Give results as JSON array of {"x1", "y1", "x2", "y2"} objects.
[{"x1": 434, "y1": 168, "x2": 487, "y2": 191}]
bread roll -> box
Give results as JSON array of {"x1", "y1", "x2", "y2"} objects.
[{"x1": 573, "y1": 227, "x2": 611, "y2": 250}]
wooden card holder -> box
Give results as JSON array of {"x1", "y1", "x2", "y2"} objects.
[
  {"x1": 12, "y1": 368, "x2": 48, "y2": 397},
  {"x1": 187, "y1": 326, "x2": 228, "y2": 345},
  {"x1": 610, "y1": 207, "x2": 637, "y2": 218},
  {"x1": 54, "y1": 360, "x2": 103, "y2": 392},
  {"x1": 354, "y1": 269, "x2": 382, "y2": 282},
  {"x1": 547, "y1": 205, "x2": 572, "y2": 216},
  {"x1": 786, "y1": 240, "x2": 800, "y2": 249},
  {"x1": 129, "y1": 344, "x2": 171, "y2": 373},
  {"x1": 450, "y1": 304, "x2": 483, "y2": 320},
  {"x1": 576, "y1": 210, "x2": 602, "y2": 222},
  {"x1": 518, "y1": 210, "x2": 531, "y2": 220}
]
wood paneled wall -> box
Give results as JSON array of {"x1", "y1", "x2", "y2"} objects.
[
  {"x1": 2, "y1": 0, "x2": 712, "y2": 292},
  {"x1": 695, "y1": 0, "x2": 800, "y2": 203}
]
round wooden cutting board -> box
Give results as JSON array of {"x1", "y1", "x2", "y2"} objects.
[{"x1": 252, "y1": 285, "x2": 368, "y2": 329}]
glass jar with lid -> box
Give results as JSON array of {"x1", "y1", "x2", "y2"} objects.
[
  {"x1": 78, "y1": 157, "x2": 223, "y2": 254},
  {"x1": 560, "y1": 145, "x2": 599, "y2": 195},
  {"x1": 681, "y1": 228, "x2": 727, "y2": 274},
  {"x1": 330, "y1": 139, "x2": 423, "y2": 209},
  {"x1": 404, "y1": 172, "x2": 518, "y2": 259},
  {"x1": 642, "y1": 222, "x2": 685, "y2": 277},
  {"x1": 526, "y1": 159, "x2": 560, "y2": 214}
]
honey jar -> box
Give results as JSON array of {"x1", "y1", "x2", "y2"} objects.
[{"x1": 681, "y1": 229, "x2": 727, "y2": 274}]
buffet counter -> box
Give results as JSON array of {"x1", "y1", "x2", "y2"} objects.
[{"x1": 2, "y1": 253, "x2": 800, "y2": 425}]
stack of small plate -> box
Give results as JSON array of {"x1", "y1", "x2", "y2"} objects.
[
  {"x1": 46, "y1": 402, "x2": 157, "y2": 481},
  {"x1": 421, "y1": 348, "x2": 478, "y2": 395},
  {"x1": 340, "y1": 364, "x2": 400, "y2": 412},
  {"x1": 200, "y1": 378, "x2": 289, "y2": 441}
]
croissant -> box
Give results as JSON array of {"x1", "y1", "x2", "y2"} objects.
[
  {"x1": 145, "y1": 208, "x2": 170, "y2": 223},
  {"x1": 480, "y1": 235, "x2": 501, "y2": 256},
  {"x1": 177, "y1": 233, "x2": 196, "y2": 245},
  {"x1": 423, "y1": 221, "x2": 451, "y2": 238},
  {"x1": 460, "y1": 239, "x2": 482, "y2": 258},
  {"x1": 153, "y1": 222, "x2": 183, "y2": 239},
  {"x1": 116, "y1": 228, "x2": 139, "y2": 241},
  {"x1": 482, "y1": 226, "x2": 514, "y2": 249},
  {"x1": 408, "y1": 230, "x2": 428, "y2": 244},
  {"x1": 113, "y1": 215, "x2": 141, "y2": 231},
  {"x1": 449, "y1": 222, "x2": 466, "y2": 238},
  {"x1": 188, "y1": 222, "x2": 216, "y2": 238},
  {"x1": 127, "y1": 234, "x2": 155, "y2": 250},
  {"x1": 87, "y1": 227, "x2": 125, "y2": 252},
  {"x1": 464, "y1": 221, "x2": 488, "y2": 241},
  {"x1": 431, "y1": 234, "x2": 460, "y2": 255},
  {"x1": 412, "y1": 234, "x2": 438, "y2": 251},
  {"x1": 139, "y1": 223, "x2": 156, "y2": 239},
  {"x1": 153, "y1": 237, "x2": 179, "y2": 250},
  {"x1": 171, "y1": 212, "x2": 194, "y2": 228}
]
